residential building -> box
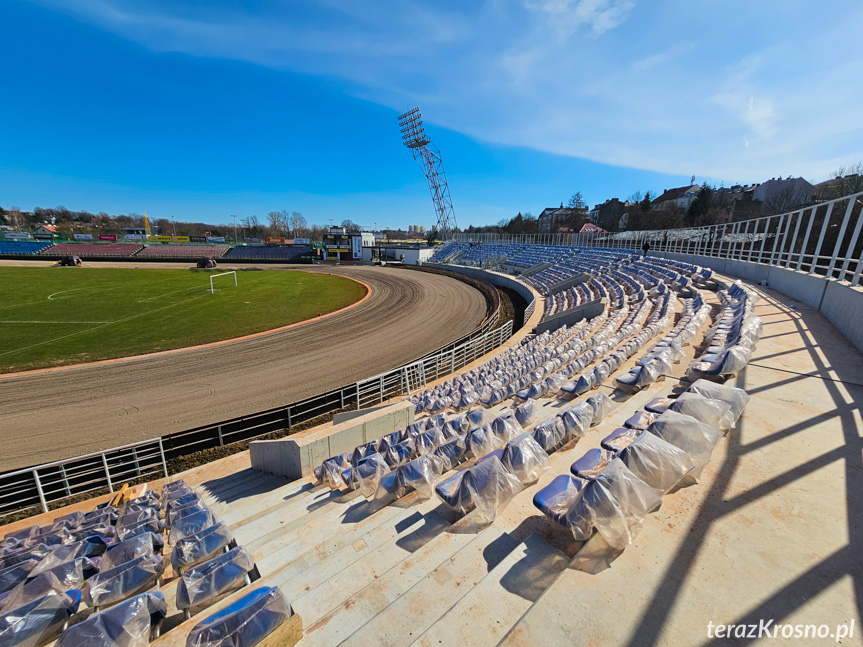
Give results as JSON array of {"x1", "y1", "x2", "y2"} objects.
[
  {"x1": 650, "y1": 185, "x2": 701, "y2": 211},
  {"x1": 538, "y1": 204, "x2": 589, "y2": 233},
  {"x1": 752, "y1": 177, "x2": 813, "y2": 214}
]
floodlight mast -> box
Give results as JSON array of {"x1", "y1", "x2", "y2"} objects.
[{"x1": 397, "y1": 107, "x2": 457, "y2": 240}]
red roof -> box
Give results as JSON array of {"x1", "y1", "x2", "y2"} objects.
[
  {"x1": 579, "y1": 223, "x2": 607, "y2": 233},
  {"x1": 651, "y1": 186, "x2": 691, "y2": 205}
]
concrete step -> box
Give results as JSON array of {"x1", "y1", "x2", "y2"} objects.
[
  {"x1": 411, "y1": 534, "x2": 568, "y2": 647},
  {"x1": 342, "y1": 524, "x2": 522, "y2": 647},
  {"x1": 301, "y1": 521, "x2": 506, "y2": 646}
]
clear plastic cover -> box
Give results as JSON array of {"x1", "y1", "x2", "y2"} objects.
[
  {"x1": 101, "y1": 533, "x2": 162, "y2": 572},
  {"x1": 398, "y1": 453, "x2": 452, "y2": 499},
  {"x1": 414, "y1": 427, "x2": 445, "y2": 455},
  {"x1": 586, "y1": 392, "x2": 613, "y2": 425},
  {"x1": 465, "y1": 408, "x2": 490, "y2": 427},
  {"x1": 321, "y1": 454, "x2": 352, "y2": 489},
  {"x1": 117, "y1": 518, "x2": 163, "y2": 544},
  {"x1": 351, "y1": 440, "x2": 379, "y2": 467},
  {"x1": 465, "y1": 425, "x2": 505, "y2": 459},
  {"x1": 532, "y1": 475, "x2": 587, "y2": 527},
  {"x1": 514, "y1": 399, "x2": 537, "y2": 426},
  {"x1": 563, "y1": 458, "x2": 662, "y2": 549},
  {"x1": 0, "y1": 560, "x2": 37, "y2": 596},
  {"x1": 169, "y1": 509, "x2": 216, "y2": 545},
  {"x1": 176, "y1": 546, "x2": 255, "y2": 612},
  {"x1": 618, "y1": 431, "x2": 695, "y2": 495},
  {"x1": 433, "y1": 435, "x2": 468, "y2": 468},
  {"x1": 0, "y1": 569, "x2": 83, "y2": 614},
  {"x1": 57, "y1": 591, "x2": 166, "y2": 647},
  {"x1": 0, "y1": 589, "x2": 77, "y2": 647},
  {"x1": 687, "y1": 379, "x2": 750, "y2": 422},
  {"x1": 67, "y1": 523, "x2": 114, "y2": 544},
  {"x1": 490, "y1": 414, "x2": 522, "y2": 444},
  {"x1": 84, "y1": 554, "x2": 164, "y2": 608},
  {"x1": 116, "y1": 507, "x2": 159, "y2": 532},
  {"x1": 185, "y1": 586, "x2": 292, "y2": 647},
  {"x1": 171, "y1": 523, "x2": 233, "y2": 572},
  {"x1": 570, "y1": 447, "x2": 616, "y2": 480},
  {"x1": 670, "y1": 392, "x2": 734, "y2": 431},
  {"x1": 435, "y1": 456, "x2": 523, "y2": 523},
  {"x1": 623, "y1": 411, "x2": 658, "y2": 430},
  {"x1": 531, "y1": 417, "x2": 567, "y2": 453},
  {"x1": 29, "y1": 536, "x2": 108, "y2": 577},
  {"x1": 500, "y1": 433, "x2": 551, "y2": 485},
  {"x1": 382, "y1": 438, "x2": 417, "y2": 469},
  {"x1": 165, "y1": 492, "x2": 202, "y2": 516},
  {"x1": 558, "y1": 403, "x2": 593, "y2": 440},
  {"x1": 647, "y1": 410, "x2": 723, "y2": 479},
  {"x1": 345, "y1": 453, "x2": 391, "y2": 499}
]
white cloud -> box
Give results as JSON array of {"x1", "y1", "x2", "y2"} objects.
[{"x1": 29, "y1": 0, "x2": 863, "y2": 184}]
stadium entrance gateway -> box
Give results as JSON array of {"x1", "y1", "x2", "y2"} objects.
[{"x1": 322, "y1": 226, "x2": 375, "y2": 261}]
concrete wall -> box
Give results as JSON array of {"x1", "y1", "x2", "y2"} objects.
[
  {"x1": 536, "y1": 299, "x2": 605, "y2": 334},
  {"x1": 424, "y1": 263, "x2": 536, "y2": 314},
  {"x1": 655, "y1": 251, "x2": 862, "y2": 353},
  {"x1": 250, "y1": 401, "x2": 414, "y2": 480},
  {"x1": 547, "y1": 273, "x2": 589, "y2": 296}
]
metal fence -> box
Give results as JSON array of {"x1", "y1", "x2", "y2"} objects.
[
  {"x1": 356, "y1": 320, "x2": 514, "y2": 409},
  {"x1": 0, "y1": 311, "x2": 513, "y2": 520},
  {"x1": 452, "y1": 191, "x2": 863, "y2": 285}
]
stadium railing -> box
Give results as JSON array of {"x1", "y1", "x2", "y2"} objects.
[{"x1": 0, "y1": 318, "x2": 514, "y2": 520}]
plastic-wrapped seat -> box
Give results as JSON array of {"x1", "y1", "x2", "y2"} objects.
[
  {"x1": 558, "y1": 403, "x2": 592, "y2": 440},
  {"x1": 669, "y1": 392, "x2": 735, "y2": 431},
  {"x1": 647, "y1": 410, "x2": 723, "y2": 479},
  {"x1": 559, "y1": 458, "x2": 662, "y2": 549},
  {"x1": 29, "y1": 536, "x2": 108, "y2": 577},
  {"x1": 101, "y1": 533, "x2": 163, "y2": 572},
  {"x1": 396, "y1": 453, "x2": 451, "y2": 499},
  {"x1": 116, "y1": 508, "x2": 159, "y2": 533},
  {"x1": 186, "y1": 587, "x2": 292, "y2": 647},
  {"x1": 570, "y1": 448, "x2": 615, "y2": 480},
  {"x1": 84, "y1": 554, "x2": 164, "y2": 609},
  {"x1": 57, "y1": 591, "x2": 166, "y2": 647},
  {"x1": 514, "y1": 399, "x2": 537, "y2": 426},
  {"x1": 117, "y1": 518, "x2": 163, "y2": 544},
  {"x1": 171, "y1": 523, "x2": 233, "y2": 573},
  {"x1": 586, "y1": 392, "x2": 613, "y2": 425},
  {"x1": 351, "y1": 440, "x2": 379, "y2": 466},
  {"x1": 532, "y1": 475, "x2": 587, "y2": 527},
  {"x1": 0, "y1": 561, "x2": 37, "y2": 597},
  {"x1": 67, "y1": 523, "x2": 114, "y2": 544},
  {"x1": 499, "y1": 433, "x2": 550, "y2": 484},
  {"x1": 686, "y1": 379, "x2": 750, "y2": 423},
  {"x1": 382, "y1": 438, "x2": 417, "y2": 469},
  {"x1": 0, "y1": 589, "x2": 81, "y2": 647},
  {"x1": 465, "y1": 425, "x2": 504, "y2": 459},
  {"x1": 342, "y1": 453, "x2": 390, "y2": 499},
  {"x1": 435, "y1": 455, "x2": 523, "y2": 522},
  {"x1": 490, "y1": 414, "x2": 522, "y2": 444},
  {"x1": 600, "y1": 428, "x2": 641, "y2": 452},
  {"x1": 532, "y1": 418, "x2": 567, "y2": 454},
  {"x1": 321, "y1": 454, "x2": 352, "y2": 489},
  {"x1": 170, "y1": 509, "x2": 216, "y2": 545},
  {"x1": 624, "y1": 411, "x2": 658, "y2": 430},
  {"x1": 414, "y1": 427, "x2": 445, "y2": 455},
  {"x1": 433, "y1": 436, "x2": 468, "y2": 468},
  {"x1": 1, "y1": 567, "x2": 90, "y2": 614},
  {"x1": 617, "y1": 431, "x2": 695, "y2": 495},
  {"x1": 176, "y1": 547, "x2": 255, "y2": 614},
  {"x1": 0, "y1": 546, "x2": 51, "y2": 572}
]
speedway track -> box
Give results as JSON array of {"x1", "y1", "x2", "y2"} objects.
[{"x1": 0, "y1": 265, "x2": 487, "y2": 470}]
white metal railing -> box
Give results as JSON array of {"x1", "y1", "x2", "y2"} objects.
[
  {"x1": 450, "y1": 191, "x2": 863, "y2": 286},
  {"x1": 355, "y1": 320, "x2": 514, "y2": 409}
]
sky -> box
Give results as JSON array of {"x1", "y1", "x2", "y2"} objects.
[{"x1": 2, "y1": 0, "x2": 862, "y2": 230}]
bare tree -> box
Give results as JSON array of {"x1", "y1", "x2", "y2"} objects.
[
  {"x1": 267, "y1": 211, "x2": 287, "y2": 235},
  {"x1": 567, "y1": 191, "x2": 587, "y2": 210},
  {"x1": 289, "y1": 211, "x2": 307, "y2": 237}
]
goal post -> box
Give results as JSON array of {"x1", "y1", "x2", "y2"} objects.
[{"x1": 209, "y1": 271, "x2": 238, "y2": 294}]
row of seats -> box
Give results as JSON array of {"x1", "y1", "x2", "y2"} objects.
[
  {"x1": 136, "y1": 245, "x2": 230, "y2": 258},
  {"x1": 534, "y1": 381, "x2": 750, "y2": 550},
  {"x1": 0, "y1": 242, "x2": 54, "y2": 255},
  {"x1": 0, "y1": 479, "x2": 291, "y2": 647},
  {"x1": 687, "y1": 281, "x2": 762, "y2": 380},
  {"x1": 616, "y1": 293, "x2": 711, "y2": 392},
  {"x1": 224, "y1": 246, "x2": 312, "y2": 259},
  {"x1": 39, "y1": 243, "x2": 144, "y2": 257}
]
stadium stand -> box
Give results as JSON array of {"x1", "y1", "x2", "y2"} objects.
[
  {"x1": 0, "y1": 241, "x2": 54, "y2": 255},
  {"x1": 0, "y1": 479, "x2": 298, "y2": 647},
  {"x1": 225, "y1": 245, "x2": 312, "y2": 260},
  {"x1": 135, "y1": 244, "x2": 230, "y2": 258},
  {"x1": 37, "y1": 242, "x2": 143, "y2": 257}
]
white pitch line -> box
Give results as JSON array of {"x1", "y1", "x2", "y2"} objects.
[{"x1": 0, "y1": 320, "x2": 115, "y2": 324}]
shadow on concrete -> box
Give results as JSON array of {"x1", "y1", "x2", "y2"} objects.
[{"x1": 200, "y1": 468, "x2": 288, "y2": 504}]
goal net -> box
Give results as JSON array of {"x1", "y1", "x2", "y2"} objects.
[{"x1": 209, "y1": 271, "x2": 238, "y2": 294}]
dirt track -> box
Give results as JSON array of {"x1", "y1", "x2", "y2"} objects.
[{"x1": 0, "y1": 264, "x2": 487, "y2": 470}]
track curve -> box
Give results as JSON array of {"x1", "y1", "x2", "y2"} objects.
[{"x1": 0, "y1": 266, "x2": 488, "y2": 470}]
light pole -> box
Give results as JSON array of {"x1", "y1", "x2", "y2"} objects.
[
  {"x1": 171, "y1": 216, "x2": 176, "y2": 237},
  {"x1": 231, "y1": 215, "x2": 238, "y2": 244}
]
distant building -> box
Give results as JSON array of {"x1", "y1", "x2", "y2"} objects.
[
  {"x1": 752, "y1": 177, "x2": 813, "y2": 214},
  {"x1": 589, "y1": 198, "x2": 626, "y2": 231},
  {"x1": 650, "y1": 185, "x2": 701, "y2": 211},
  {"x1": 579, "y1": 222, "x2": 607, "y2": 234},
  {"x1": 34, "y1": 224, "x2": 58, "y2": 238},
  {"x1": 538, "y1": 204, "x2": 589, "y2": 233},
  {"x1": 407, "y1": 225, "x2": 427, "y2": 235}
]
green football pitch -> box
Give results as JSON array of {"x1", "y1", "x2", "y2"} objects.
[{"x1": 0, "y1": 266, "x2": 367, "y2": 373}]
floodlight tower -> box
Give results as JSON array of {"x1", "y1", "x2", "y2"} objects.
[{"x1": 398, "y1": 107, "x2": 457, "y2": 239}]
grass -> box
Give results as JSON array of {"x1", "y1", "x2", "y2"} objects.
[{"x1": 0, "y1": 266, "x2": 367, "y2": 373}]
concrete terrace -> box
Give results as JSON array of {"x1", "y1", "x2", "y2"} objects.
[{"x1": 6, "y1": 273, "x2": 861, "y2": 646}]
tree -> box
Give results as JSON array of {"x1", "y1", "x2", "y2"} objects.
[
  {"x1": 687, "y1": 183, "x2": 715, "y2": 225},
  {"x1": 267, "y1": 211, "x2": 287, "y2": 235},
  {"x1": 823, "y1": 162, "x2": 863, "y2": 199},
  {"x1": 289, "y1": 211, "x2": 307, "y2": 237},
  {"x1": 567, "y1": 191, "x2": 587, "y2": 210},
  {"x1": 341, "y1": 219, "x2": 360, "y2": 233}
]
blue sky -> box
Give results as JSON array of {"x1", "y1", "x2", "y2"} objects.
[{"x1": 2, "y1": 1, "x2": 862, "y2": 230}]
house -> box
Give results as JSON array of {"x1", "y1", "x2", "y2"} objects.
[
  {"x1": 579, "y1": 222, "x2": 607, "y2": 234},
  {"x1": 590, "y1": 198, "x2": 626, "y2": 231},
  {"x1": 650, "y1": 185, "x2": 701, "y2": 211},
  {"x1": 34, "y1": 224, "x2": 58, "y2": 238},
  {"x1": 752, "y1": 177, "x2": 813, "y2": 214},
  {"x1": 538, "y1": 204, "x2": 589, "y2": 233}
]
